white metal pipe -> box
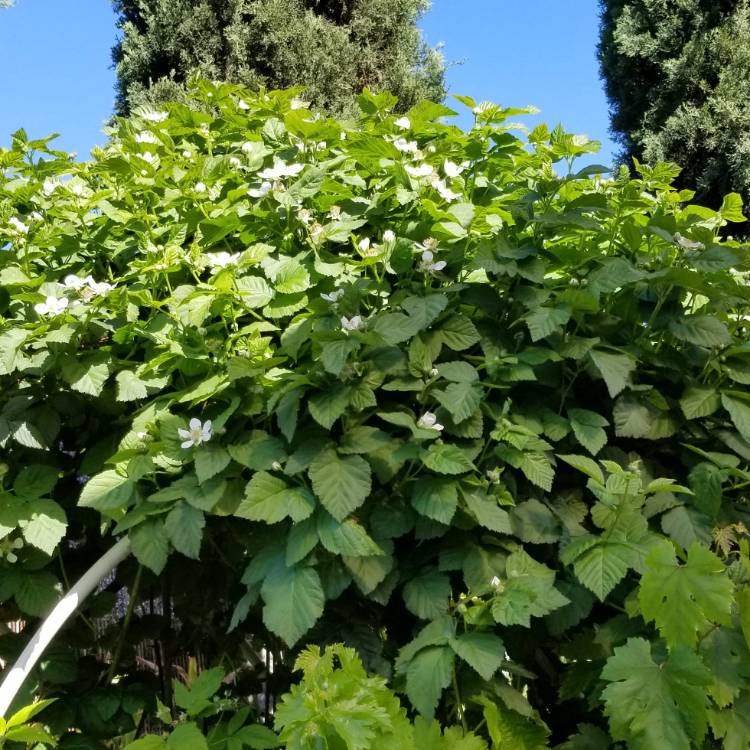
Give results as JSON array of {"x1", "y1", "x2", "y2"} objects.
[{"x1": 0, "y1": 536, "x2": 132, "y2": 717}]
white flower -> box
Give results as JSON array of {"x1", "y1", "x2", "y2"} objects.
[
  {"x1": 229, "y1": 156, "x2": 241, "y2": 168},
  {"x1": 490, "y1": 576, "x2": 501, "y2": 589},
  {"x1": 472, "y1": 101, "x2": 494, "y2": 115},
  {"x1": 321, "y1": 288, "x2": 344, "y2": 302},
  {"x1": 674, "y1": 232, "x2": 704, "y2": 250},
  {"x1": 328, "y1": 205, "x2": 342, "y2": 220},
  {"x1": 358, "y1": 237, "x2": 371, "y2": 253},
  {"x1": 63, "y1": 274, "x2": 88, "y2": 290},
  {"x1": 394, "y1": 138, "x2": 419, "y2": 154},
  {"x1": 248, "y1": 181, "x2": 272, "y2": 198},
  {"x1": 178, "y1": 418, "x2": 213, "y2": 449},
  {"x1": 421, "y1": 237, "x2": 438, "y2": 252},
  {"x1": 316, "y1": 141, "x2": 327, "y2": 150},
  {"x1": 310, "y1": 222, "x2": 325, "y2": 243},
  {"x1": 30, "y1": 211, "x2": 43, "y2": 222},
  {"x1": 141, "y1": 110, "x2": 168, "y2": 123},
  {"x1": 417, "y1": 411, "x2": 444, "y2": 431},
  {"x1": 394, "y1": 116, "x2": 411, "y2": 130},
  {"x1": 42, "y1": 178, "x2": 59, "y2": 195},
  {"x1": 341, "y1": 315, "x2": 363, "y2": 332},
  {"x1": 238, "y1": 99, "x2": 250, "y2": 110},
  {"x1": 290, "y1": 98, "x2": 309, "y2": 110},
  {"x1": 298, "y1": 208, "x2": 313, "y2": 225},
  {"x1": 194, "y1": 182, "x2": 207, "y2": 193},
  {"x1": 241, "y1": 141, "x2": 257, "y2": 153},
  {"x1": 67, "y1": 181, "x2": 86, "y2": 196},
  {"x1": 7, "y1": 216, "x2": 29, "y2": 235},
  {"x1": 419, "y1": 249, "x2": 447, "y2": 273},
  {"x1": 34, "y1": 296, "x2": 69, "y2": 317},
  {"x1": 205, "y1": 251, "x2": 240, "y2": 269},
  {"x1": 87, "y1": 279, "x2": 115, "y2": 296},
  {"x1": 258, "y1": 158, "x2": 304, "y2": 181},
  {"x1": 443, "y1": 160, "x2": 464, "y2": 177},
  {"x1": 135, "y1": 132, "x2": 159, "y2": 144},
  {"x1": 383, "y1": 229, "x2": 396, "y2": 243},
  {"x1": 432, "y1": 177, "x2": 461, "y2": 202},
  {"x1": 405, "y1": 163, "x2": 434, "y2": 178},
  {"x1": 182, "y1": 150, "x2": 193, "y2": 159}
]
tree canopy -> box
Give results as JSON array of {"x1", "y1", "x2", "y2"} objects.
[
  {"x1": 111, "y1": 0, "x2": 446, "y2": 117},
  {"x1": 598, "y1": 0, "x2": 750, "y2": 218}
]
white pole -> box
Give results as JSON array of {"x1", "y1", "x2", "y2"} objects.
[{"x1": 0, "y1": 536, "x2": 132, "y2": 718}]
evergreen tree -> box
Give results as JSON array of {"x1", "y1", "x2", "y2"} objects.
[
  {"x1": 598, "y1": 0, "x2": 750, "y2": 214},
  {"x1": 111, "y1": 0, "x2": 445, "y2": 117}
]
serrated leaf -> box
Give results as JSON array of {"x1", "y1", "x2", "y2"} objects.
[
  {"x1": 589, "y1": 349, "x2": 634, "y2": 398},
  {"x1": 316, "y1": 511, "x2": 382, "y2": 557},
  {"x1": 165, "y1": 501, "x2": 205, "y2": 559},
  {"x1": 405, "y1": 645, "x2": 454, "y2": 717},
  {"x1": 411, "y1": 478, "x2": 458, "y2": 524},
  {"x1": 510, "y1": 498, "x2": 560, "y2": 543},
  {"x1": 639, "y1": 541, "x2": 733, "y2": 648},
  {"x1": 557, "y1": 454, "x2": 604, "y2": 484},
  {"x1": 308, "y1": 448, "x2": 371, "y2": 521},
  {"x1": 228, "y1": 431, "x2": 286, "y2": 470},
  {"x1": 78, "y1": 470, "x2": 135, "y2": 512},
  {"x1": 525, "y1": 305, "x2": 571, "y2": 342},
  {"x1": 261, "y1": 559, "x2": 324, "y2": 646},
  {"x1": 308, "y1": 385, "x2": 351, "y2": 429},
  {"x1": 480, "y1": 696, "x2": 550, "y2": 750},
  {"x1": 601, "y1": 638, "x2": 711, "y2": 749},
  {"x1": 680, "y1": 386, "x2": 720, "y2": 419},
  {"x1": 20, "y1": 499, "x2": 67, "y2": 556},
  {"x1": 236, "y1": 471, "x2": 315, "y2": 523},
  {"x1": 568, "y1": 408, "x2": 608, "y2": 456},
  {"x1": 130, "y1": 519, "x2": 169, "y2": 573},
  {"x1": 720, "y1": 192, "x2": 746, "y2": 222},
  {"x1": 403, "y1": 571, "x2": 451, "y2": 619},
  {"x1": 434, "y1": 382, "x2": 482, "y2": 422},
  {"x1": 236, "y1": 275, "x2": 273, "y2": 308},
  {"x1": 422, "y1": 443, "x2": 474, "y2": 475},
  {"x1": 272, "y1": 258, "x2": 310, "y2": 294},
  {"x1": 570, "y1": 541, "x2": 633, "y2": 600},
  {"x1": 116, "y1": 370, "x2": 148, "y2": 401},
  {"x1": 438, "y1": 314, "x2": 480, "y2": 350},
  {"x1": 722, "y1": 394, "x2": 750, "y2": 442},
  {"x1": 518, "y1": 452, "x2": 554, "y2": 491},
  {"x1": 450, "y1": 631, "x2": 504, "y2": 681},
  {"x1": 670, "y1": 315, "x2": 732, "y2": 347},
  {"x1": 167, "y1": 723, "x2": 208, "y2": 750},
  {"x1": 464, "y1": 490, "x2": 512, "y2": 533},
  {"x1": 194, "y1": 445, "x2": 231, "y2": 483}
]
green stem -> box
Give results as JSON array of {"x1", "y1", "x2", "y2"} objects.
[
  {"x1": 106, "y1": 564, "x2": 143, "y2": 684},
  {"x1": 452, "y1": 664, "x2": 468, "y2": 734}
]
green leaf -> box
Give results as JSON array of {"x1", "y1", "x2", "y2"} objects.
[
  {"x1": 167, "y1": 723, "x2": 208, "y2": 750},
  {"x1": 438, "y1": 314, "x2": 480, "y2": 350},
  {"x1": 228, "y1": 431, "x2": 286, "y2": 470},
  {"x1": 308, "y1": 385, "x2": 351, "y2": 429},
  {"x1": 78, "y1": 470, "x2": 135, "y2": 512},
  {"x1": 233, "y1": 724, "x2": 282, "y2": 749},
  {"x1": 518, "y1": 452, "x2": 555, "y2": 491},
  {"x1": 130, "y1": 519, "x2": 169, "y2": 574},
  {"x1": 411, "y1": 478, "x2": 458, "y2": 524},
  {"x1": 479, "y1": 696, "x2": 550, "y2": 750},
  {"x1": 62, "y1": 358, "x2": 110, "y2": 396},
  {"x1": 450, "y1": 632, "x2": 504, "y2": 681},
  {"x1": 720, "y1": 192, "x2": 746, "y2": 222},
  {"x1": 589, "y1": 349, "x2": 635, "y2": 397},
  {"x1": 569, "y1": 541, "x2": 634, "y2": 600},
  {"x1": 680, "y1": 385, "x2": 720, "y2": 419},
  {"x1": 13, "y1": 464, "x2": 59, "y2": 498},
  {"x1": 236, "y1": 472, "x2": 315, "y2": 523},
  {"x1": 403, "y1": 571, "x2": 451, "y2": 619},
  {"x1": 308, "y1": 449, "x2": 371, "y2": 521},
  {"x1": 174, "y1": 667, "x2": 225, "y2": 716},
  {"x1": 20, "y1": 499, "x2": 67, "y2": 555},
  {"x1": 123, "y1": 738, "x2": 166, "y2": 750},
  {"x1": 434, "y1": 382, "x2": 482, "y2": 422},
  {"x1": 601, "y1": 638, "x2": 711, "y2": 750},
  {"x1": 491, "y1": 549, "x2": 569, "y2": 626},
  {"x1": 669, "y1": 316, "x2": 732, "y2": 347},
  {"x1": 316, "y1": 511, "x2": 382, "y2": 557},
  {"x1": 722, "y1": 394, "x2": 750, "y2": 442},
  {"x1": 13, "y1": 569, "x2": 59, "y2": 616},
  {"x1": 463, "y1": 490, "x2": 512, "y2": 533},
  {"x1": 116, "y1": 370, "x2": 149, "y2": 401},
  {"x1": 568, "y1": 408, "x2": 608, "y2": 456},
  {"x1": 260, "y1": 559, "x2": 324, "y2": 646},
  {"x1": 639, "y1": 541, "x2": 733, "y2": 647},
  {"x1": 524, "y1": 305, "x2": 571, "y2": 342},
  {"x1": 405, "y1": 645, "x2": 454, "y2": 717},
  {"x1": 509, "y1": 498, "x2": 560, "y2": 543},
  {"x1": 271, "y1": 258, "x2": 310, "y2": 294},
  {"x1": 165, "y1": 501, "x2": 205, "y2": 559},
  {"x1": 6, "y1": 699, "x2": 57, "y2": 728},
  {"x1": 422, "y1": 443, "x2": 474, "y2": 475},
  {"x1": 194, "y1": 445, "x2": 231, "y2": 484},
  {"x1": 557, "y1": 454, "x2": 604, "y2": 484},
  {"x1": 236, "y1": 275, "x2": 274, "y2": 307}
]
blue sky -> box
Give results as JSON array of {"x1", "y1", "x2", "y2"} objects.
[{"x1": 0, "y1": 0, "x2": 617, "y2": 165}]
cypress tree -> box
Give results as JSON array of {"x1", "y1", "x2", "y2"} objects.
[
  {"x1": 598, "y1": 0, "x2": 750, "y2": 214},
  {"x1": 111, "y1": 0, "x2": 445, "y2": 117}
]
